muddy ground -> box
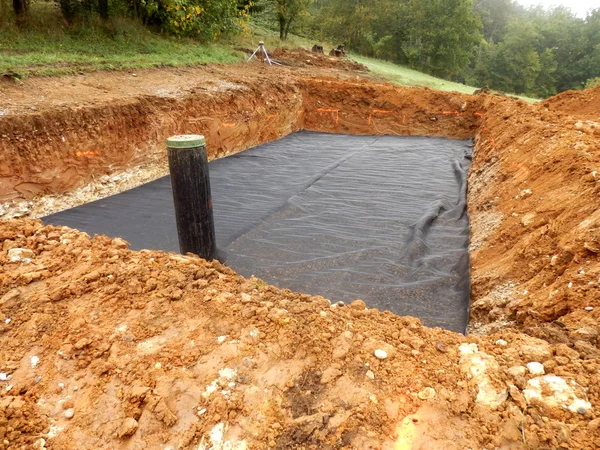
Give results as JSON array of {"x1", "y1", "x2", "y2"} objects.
[{"x1": 1, "y1": 52, "x2": 600, "y2": 449}]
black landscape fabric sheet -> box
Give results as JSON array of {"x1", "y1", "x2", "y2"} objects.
[{"x1": 44, "y1": 131, "x2": 473, "y2": 333}]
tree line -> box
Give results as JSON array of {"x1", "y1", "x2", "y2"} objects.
[
  {"x1": 263, "y1": 0, "x2": 600, "y2": 97},
  {"x1": 4, "y1": 0, "x2": 250, "y2": 39}
]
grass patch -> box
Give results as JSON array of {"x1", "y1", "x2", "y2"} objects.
[
  {"x1": 351, "y1": 55, "x2": 539, "y2": 102},
  {"x1": 0, "y1": 4, "x2": 242, "y2": 77}
]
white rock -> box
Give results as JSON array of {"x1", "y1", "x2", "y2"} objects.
[
  {"x1": 197, "y1": 423, "x2": 247, "y2": 450},
  {"x1": 374, "y1": 349, "x2": 388, "y2": 359},
  {"x1": 366, "y1": 370, "x2": 375, "y2": 380},
  {"x1": 8, "y1": 248, "x2": 34, "y2": 263},
  {"x1": 585, "y1": 306, "x2": 594, "y2": 312},
  {"x1": 0, "y1": 373, "x2": 8, "y2": 381},
  {"x1": 30, "y1": 356, "x2": 40, "y2": 369},
  {"x1": 527, "y1": 362, "x2": 545, "y2": 376},
  {"x1": 459, "y1": 343, "x2": 507, "y2": 409},
  {"x1": 32, "y1": 438, "x2": 46, "y2": 450},
  {"x1": 418, "y1": 387, "x2": 436, "y2": 400},
  {"x1": 495, "y1": 339, "x2": 508, "y2": 346},
  {"x1": 218, "y1": 368, "x2": 237, "y2": 379},
  {"x1": 217, "y1": 335, "x2": 227, "y2": 343},
  {"x1": 523, "y1": 375, "x2": 592, "y2": 415},
  {"x1": 64, "y1": 408, "x2": 75, "y2": 419}
]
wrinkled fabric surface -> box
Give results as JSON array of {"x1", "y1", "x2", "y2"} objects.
[{"x1": 45, "y1": 131, "x2": 472, "y2": 332}]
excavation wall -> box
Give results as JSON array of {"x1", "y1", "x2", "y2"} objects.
[{"x1": 0, "y1": 76, "x2": 484, "y2": 202}]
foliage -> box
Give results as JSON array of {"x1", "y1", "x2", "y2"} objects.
[
  {"x1": 287, "y1": 0, "x2": 600, "y2": 98},
  {"x1": 271, "y1": 0, "x2": 313, "y2": 40},
  {"x1": 585, "y1": 77, "x2": 600, "y2": 89},
  {"x1": 2, "y1": 0, "x2": 249, "y2": 40},
  {"x1": 465, "y1": 5, "x2": 600, "y2": 96},
  {"x1": 308, "y1": 0, "x2": 482, "y2": 77}
]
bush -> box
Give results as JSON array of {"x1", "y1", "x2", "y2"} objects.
[{"x1": 584, "y1": 77, "x2": 600, "y2": 89}]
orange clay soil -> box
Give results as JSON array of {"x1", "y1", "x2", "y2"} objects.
[{"x1": 1, "y1": 55, "x2": 600, "y2": 449}]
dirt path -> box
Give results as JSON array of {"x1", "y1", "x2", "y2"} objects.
[{"x1": 1, "y1": 55, "x2": 600, "y2": 449}]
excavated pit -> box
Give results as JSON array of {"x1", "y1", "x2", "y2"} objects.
[
  {"x1": 1, "y1": 69, "x2": 599, "y2": 450},
  {"x1": 44, "y1": 132, "x2": 473, "y2": 333}
]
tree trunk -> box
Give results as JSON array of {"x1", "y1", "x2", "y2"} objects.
[
  {"x1": 98, "y1": 0, "x2": 108, "y2": 19},
  {"x1": 13, "y1": 0, "x2": 26, "y2": 16},
  {"x1": 284, "y1": 16, "x2": 293, "y2": 40},
  {"x1": 279, "y1": 15, "x2": 286, "y2": 40}
]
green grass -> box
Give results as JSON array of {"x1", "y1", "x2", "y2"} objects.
[
  {"x1": 351, "y1": 54, "x2": 539, "y2": 102},
  {"x1": 0, "y1": 4, "x2": 243, "y2": 77}
]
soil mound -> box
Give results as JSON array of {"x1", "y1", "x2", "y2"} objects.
[
  {"x1": 269, "y1": 48, "x2": 369, "y2": 71},
  {"x1": 1, "y1": 219, "x2": 599, "y2": 449},
  {"x1": 543, "y1": 85, "x2": 600, "y2": 119}
]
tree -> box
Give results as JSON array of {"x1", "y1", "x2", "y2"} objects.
[
  {"x1": 274, "y1": 0, "x2": 313, "y2": 40},
  {"x1": 487, "y1": 19, "x2": 541, "y2": 94},
  {"x1": 12, "y1": 0, "x2": 27, "y2": 16},
  {"x1": 392, "y1": 0, "x2": 483, "y2": 77},
  {"x1": 98, "y1": 0, "x2": 108, "y2": 19},
  {"x1": 473, "y1": 0, "x2": 516, "y2": 43}
]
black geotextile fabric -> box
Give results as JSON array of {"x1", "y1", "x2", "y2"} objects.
[{"x1": 44, "y1": 131, "x2": 472, "y2": 333}]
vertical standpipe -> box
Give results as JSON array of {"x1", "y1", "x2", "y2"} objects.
[{"x1": 167, "y1": 135, "x2": 216, "y2": 261}]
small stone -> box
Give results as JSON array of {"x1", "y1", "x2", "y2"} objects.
[
  {"x1": 35, "y1": 376, "x2": 42, "y2": 383},
  {"x1": 154, "y1": 362, "x2": 162, "y2": 369},
  {"x1": 527, "y1": 362, "x2": 545, "y2": 375},
  {"x1": 30, "y1": 356, "x2": 40, "y2": 369},
  {"x1": 584, "y1": 306, "x2": 594, "y2": 312},
  {"x1": 417, "y1": 387, "x2": 436, "y2": 400},
  {"x1": 64, "y1": 408, "x2": 75, "y2": 419},
  {"x1": 507, "y1": 365, "x2": 526, "y2": 377},
  {"x1": 8, "y1": 248, "x2": 34, "y2": 263},
  {"x1": 118, "y1": 417, "x2": 138, "y2": 438},
  {"x1": 374, "y1": 349, "x2": 388, "y2": 360},
  {"x1": 495, "y1": 339, "x2": 508, "y2": 346},
  {"x1": 435, "y1": 342, "x2": 448, "y2": 353},
  {"x1": 320, "y1": 366, "x2": 342, "y2": 384},
  {"x1": 366, "y1": 370, "x2": 375, "y2": 380},
  {"x1": 111, "y1": 238, "x2": 128, "y2": 249},
  {"x1": 349, "y1": 299, "x2": 366, "y2": 309},
  {"x1": 588, "y1": 418, "x2": 600, "y2": 431},
  {"x1": 0, "y1": 373, "x2": 8, "y2": 381},
  {"x1": 509, "y1": 385, "x2": 527, "y2": 409}
]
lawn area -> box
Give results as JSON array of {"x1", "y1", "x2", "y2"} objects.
[
  {"x1": 351, "y1": 54, "x2": 539, "y2": 102},
  {"x1": 0, "y1": 4, "x2": 243, "y2": 77}
]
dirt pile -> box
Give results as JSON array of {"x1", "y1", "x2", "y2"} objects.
[
  {"x1": 542, "y1": 85, "x2": 600, "y2": 120},
  {"x1": 269, "y1": 48, "x2": 369, "y2": 71},
  {"x1": 1, "y1": 219, "x2": 599, "y2": 449}
]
